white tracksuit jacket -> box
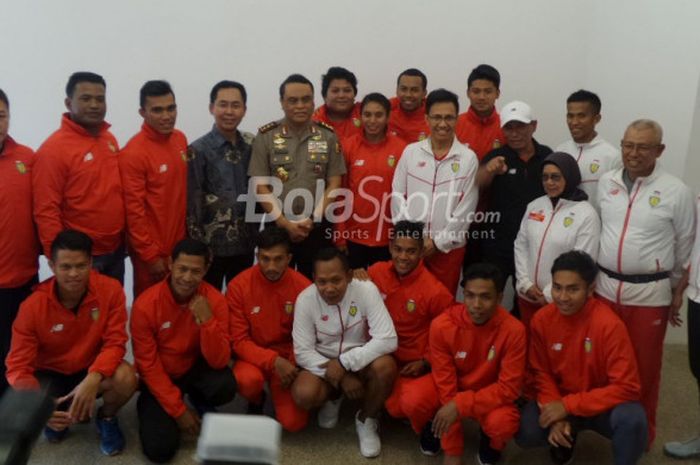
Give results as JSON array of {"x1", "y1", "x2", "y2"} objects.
[
  {"x1": 596, "y1": 166, "x2": 695, "y2": 306},
  {"x1": 556, "y1": 136, "x2": 622, "y2": 208},
  {"x1": 391, "y1": 137, "x2": 479, "y2": 252},
  {"x1": 293, "y1": 279, "x2": 397, "y2": 378},
  {"x1": 514, "y1": 195, "x2": 600, "y2": 302}
]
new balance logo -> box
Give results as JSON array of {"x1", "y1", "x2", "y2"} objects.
[
  {"x1": 50, "y1": 324, "x2": 64, "y2": 333},
  {"x1": 160, "y1": 321, "x2": 172, "y2": 331}
]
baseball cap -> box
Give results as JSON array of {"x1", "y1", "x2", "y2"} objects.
[{"x1": 501, "y1": 100, "x2": 535, "y2": 127}]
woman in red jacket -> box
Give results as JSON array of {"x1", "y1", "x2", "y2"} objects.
[{"x1": 336, "y1": 93, "x2": 407, "y2": 269}]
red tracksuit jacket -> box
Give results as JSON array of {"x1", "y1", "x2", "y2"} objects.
[
  {"x1": 368, "y1": 260, "x2": 454, "y2": 364},
  {"x1": 529, "y1": 297, "x2": 641, "y2": 417},
  {"x1": 130, "y1": 279, "x2": 230, "y2": 418},
  {"x1": 388, "y1": 97, "x2": 429, "y2": 143},
  {"x1": 455, "y1": 107, "x2": 505, "y2": 161},
  {"x1": 33, "y1": 114, "x2": 124, "y2": 255},
  {"x1": 228, "y1": 266, "x2": 311, "y2": 371},
  {"x1": 313, "y1": 103, "x2": 362, "y2": 145},
  {"x1": 118, "y1": 123, "x2": 187, "y2": 264},
  {"x1": 0, "y1": 137, "x2": 39, "y2": 287},
  {"x1": 430, "y1": 305, "x2": 526, "y2": 419},
  {"x1": 6, "y1": 271, "x2": 127, "y2": 389}
]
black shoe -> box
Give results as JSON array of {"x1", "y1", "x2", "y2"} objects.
[
  {"x1": 246, "y1": 391, "x2": 266, "y2": 415},
  {"x1": 188, "y1": 393, "x2": 217, "y2": 418},
  {"x1": 549, "y1": 444, "x2": 575, "y2": 465},
  {"x1": 419, "y1": 421, "x2": 441, "y2": 456},
  {"x1": 477, "y1": 430, "x2": 502, "y2": 465}
]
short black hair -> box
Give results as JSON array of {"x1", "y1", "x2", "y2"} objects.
[
  {"x1": 360, "y1": 92, "x2": 391, "y2": 115},
  {"x1": 551, "y1": 250, "x2": 598, "y2": 285},
  {"x1": 256, "y1": 226, "x2": 292, "y2": 254},
  {"x1": 171, "y1": 238, "x2": 212, "y2": 266},
  {"x1": 279, "y1": 74, "x2": 314, "y2": 99},
  {"x1": 313, "y1": 247, "x2": 350, "y2": 274},
  {"x1": 467, "y1": 64, "x2": 501, "y2": 90},
  {"x1": 209, "y1": 80, "x2": 247, "y2": 105},
  {"x1": 65, "y1": 72, "x2": 106, "y2": 98},
  {"x1": 567, "y1": 89, "x2": 602, "y2": 115},
  {"x1": 51, "y1": 230, "x2": 93, "y2": 261},
  {"x1": 140, "y1": 80, "x2": 174, "y2": 108},
  {"x1": 425, "y1": 88, "x2": 459, "y2": 115},
  {"x1": 321, "y1": 66, "x2": 357, "y2": 99},
  {"x1": 462, "y1": 263, "x2": 505, "y2": 293},
  {"x1": 391, "y1": 221, "x2": 425, "y2": 247},
  {"x1": 397, "y1": 68, "x2": 427, "y2": 90},
  {"x1": 0, "y1": 88, "x2": 8, "y2": 108}
]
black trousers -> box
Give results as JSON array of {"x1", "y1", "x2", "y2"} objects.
[
  {"x1": 688, "y1": 298, "x2": 700, "y2": 383},
  {"x1": 137, "y1": 359, "x2": 236, "y2": 463},
  {"x1": 1, "y1": 276, "x2": 38, "y2": 396},
  {"x1": 204, "y1": 253, "x2": 255, "y2": 291},
  {"x1": 290, "y1": 222, "x2": 332, "y2": 279},
  {"x1": 346, "y1": 241, "x2": 390, "y2": 270}
]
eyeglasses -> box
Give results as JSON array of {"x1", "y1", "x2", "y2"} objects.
[
  {"x1": 427, "y1": 115, "x2": 457, "y2": 123},
  {"x1": 620, "y1": 141, "x2": 660, "y2": 154},
  {"x1": 541, "y1": 173, "x2": 563, "y2": 182}
]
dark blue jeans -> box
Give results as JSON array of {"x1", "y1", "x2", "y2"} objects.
[{"x1": 516, "y1": 400, "x2": 647, "y2": 465}]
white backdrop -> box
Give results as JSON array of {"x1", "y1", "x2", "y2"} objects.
[{"x1": 3, "y1": 0, "x2": 700, "y2": 341}]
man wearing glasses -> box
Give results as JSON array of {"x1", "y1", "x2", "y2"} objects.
[
  {"x1": 477, "y1": 101, "x2": 553, "y2": 310},
  {"x1": 596, "y1": 119, "x2": 695, "y2": 448},
  {"x1": 391, "y1": 89, "x2": 479, "y2": 294}
]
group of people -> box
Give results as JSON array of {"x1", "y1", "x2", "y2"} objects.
[{"x1": 0, "y1": 63, "x2": 699, "y2": 465}]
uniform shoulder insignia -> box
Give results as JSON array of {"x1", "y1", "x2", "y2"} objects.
[
  {"x1": 316, "y1": 121, "x2": 335, "y2": 132},
  {"x1": 258, "y1": 121, "x2": 280, "y2": 134}
]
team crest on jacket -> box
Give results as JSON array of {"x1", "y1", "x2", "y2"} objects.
[
  {"x1": 349, "y1": 305, "x2": 358, "y2": 317},
  {"x1": 589, "y1": 162, "x2": 600, "y2": 173},
  {"x1": 406, "y1": 299, "x2": 416, "y2": 313},
  {"x1": 353, "y1": 118, "x2": 361, "y2": 128},
  {"x1": 387, "y1": 154, "x2": 396, "y2": 167},
  {"x1": 487, "y1": 345, "x2": 496, "y2": 361},
  {"x1": 493, "y1": 139, "x2": 502, "y2": 149},
  {"x1": 91, "y1": 307, "x2": 100, "y2": 321},
  {"x1": 584, "y1": 337, "x2": 592, "y2": 353},
  {"x1": 451, "y1": 162, "x2": 460, "y2": 173},
  {"x1": 15, "y1": 160, "x2": 27, "y2": 174},
  {"x1": 108, "y1": 141, "x2": 117, "y2": 153},
  {"x1": 418, "y1": 132, "x2": 427, "y2": 141},
  {"x1": 563, "y1": 216, "x2": 574, "y2": 228},
  {"x1": 284, "y1": 301, "x2": 294, "y2": 315},
  {"x1": 180, "y1": 151, "x2": 188, "y2": 162},
  {"x1": 649, "y1": 191, "x2": 661, "y2": 207}
]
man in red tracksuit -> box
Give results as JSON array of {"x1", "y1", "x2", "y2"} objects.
[
  {"x1": 430, "y1": 263, "x2": 526, "y2": 465},
  {"x1": 130, "y1": 238, "x2": 236, "y2": 463},
  {"x1": 356, "y1": 220, "x2": 454, "y2": 455},
  {"x1": 388, "y1": 68, "x2": 430, "y2": 143},
  {"x1": 312, "y1": 66, "x2": 362, "y2": 145},
  {"x1": 228, "y1": 227, "x2": 311, "y2": 431},
  {"x1": 6, "y1": 230, "x2": 137, "y2": 456},
  {"x1": 0, "y1": 89, "x2": 40, "y2": 396},
  {"x1": 119, "y1": 80, "x2": 188, "y2": 297},
  {"x1": 517, "y1": 251, "x2": 647, "y2": 465},
  {"x1": 33, "y1": 72, "x2": 125, "y2": 282},
  {"x1": 455, "y1": 64, "x2": 505, "y2": 161}
]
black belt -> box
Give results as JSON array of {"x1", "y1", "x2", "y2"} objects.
[{"x1": 598, "y1": 265, "x2": 670, "y2": 284}]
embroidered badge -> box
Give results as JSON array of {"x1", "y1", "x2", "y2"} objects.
[
  {"x1": 493, "y1": 139, "x2": 502, "y2": 149},
  {"x1": 552, "y1": 343, "x2": 563, "y2": 351},
  {"x1": 387, "y1": 154, "x2": 396, "y2": 167},
  {"x1": 563, "y1": 217, "x2": 574, "y2": 227},
  {"x1": 406, "y1": 299, "x2": 416, "y2": 313},
  {"x1": 589, "y1": 162, "x2": 600, "y2": 173},
  {"x1": 528, "y1": 210, "x2": 546, "y2": 222},
  {"x1": 354, "y1": 159, "x2": 365, "y2": 166},
  {"x1": 584, "y1": 337, "x2": 592, "y2": 353},
  {"x1": 276, "y1": 166, "x2": 289, "y2": 182},
  {"x1": 90, "y1": 307, "x2": 100, "y2": 321},
  {"x1": 108, "y1": 141, "x2": 117, "y2": 153},
  {"x1": 353, "y1": 118, "x2": 361, "y2": 128},
  {"x1": 284, "y1": 301, "x2": 294, "y2": 315},
  {"x1": 418, "y1": 132, "x2": 427, "y2": 141},
  {"x1": 455, "y1": 351, "x2": 467, "y2": 359},
  {"x1": 321, "y1": 314, "x2": 329, "y2": 321},
  {"x1": 83, "y1": 152, "x2": 94, "y2": 162},
  {"x1": 159, "y1": 164, "x2": 168, "y2": 173},
  {"x1": 50, "y1": 323, "x2": 64, "y2": 333},
  {"x1": 649, "y1": 191, "x2": 661, "y2": 207},
  {"x1": 15, "y1": 160, "x2": 27, "y2": 174},
  {"x1": 180, "y1": 151, "x2": 187, "y2": 162},
  {"x1": 487, "y1": 345, "x2": 496, "y2": 361},
  {"x1": 251, "y1": 306, "x2": 261, "y2": 315},
  {"x1": 349, "y1": 305, "x2": 358, "y2": 317},
  {"x1": 451, "y1": 162, "x2": 460, "y2": 173},
  {"x1": 160, "y1": 321, "x2": 171, "y2": 331}
]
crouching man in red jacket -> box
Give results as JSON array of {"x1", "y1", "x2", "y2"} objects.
[{"x1": 516, "y1": 251, "x2": 647, "y2": 465}]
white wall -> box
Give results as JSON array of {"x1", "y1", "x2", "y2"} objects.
[{"x1": 6, "y1": 0, "x2": 700, "y2": 341}]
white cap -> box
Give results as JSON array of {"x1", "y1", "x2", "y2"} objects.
[{"x1": 500, "y1": 100, "x2": 535, "y2": 127}]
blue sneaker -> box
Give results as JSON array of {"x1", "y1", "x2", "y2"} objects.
[
  {"x1": 96, "y1": 416, "x2": 125, "y2": 456},
  {"x1": 43, "y1": 426, "x2": 69, "y2": 443}
]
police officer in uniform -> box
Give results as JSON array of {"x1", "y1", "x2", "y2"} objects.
[{"x1": 248, "y1": 74, "x2": 345, "y2": 278}]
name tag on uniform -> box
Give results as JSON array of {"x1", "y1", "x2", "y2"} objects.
[
  {"x1": 308, "y1": 140, "x2": 328, "y2": 154},
  {"x1": 528, "y1": 211, "x2": 545, "y2": 222}
]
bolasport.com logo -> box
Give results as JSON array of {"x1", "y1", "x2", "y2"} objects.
[{"x1": 237, "y1": 176, "x2": 500, "y2": 243}]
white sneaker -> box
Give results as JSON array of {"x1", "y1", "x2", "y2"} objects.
[
  {"x1": 664, "y1": 436, "x2": 700, "y2": 459},
  {"x1": 355, "y1": 411, "x2": 381, "y2": 458},
  {"x1": 317, "y1": 397, "x2": 343, "y2": 429}
]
